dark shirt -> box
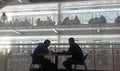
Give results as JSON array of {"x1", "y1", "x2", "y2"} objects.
[
  {"x1": 69, "y1": 43, "x2": 83, "y2": 61},
  {"x1": 33, "y1": 43, "x2": 49, "y2": 58}
]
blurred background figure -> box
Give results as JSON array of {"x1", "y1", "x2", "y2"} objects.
[
  {"x1": 115, "y1": 16, "x2": 120, "y2": 26},
  {"x1": 1, "y1": 12, "x2": 7, "y2": 23},
  {"x1": 37, "y1": 18, "x2": 41, "y2": 26}
]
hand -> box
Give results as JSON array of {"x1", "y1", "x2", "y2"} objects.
[
  {"x1": 62, "y1": 50, "x2": 68, "y2": 53},
  {"x1": 49, "y1": 50, "x2": 53, "y2": 54}
]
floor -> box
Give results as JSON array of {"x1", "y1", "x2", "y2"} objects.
[
  {"x1": 58, "y1": 69, "x2": 115, "y2": 71},
  {"x1": 30, "y1": 68, "x2": 116, "y2": 71}
]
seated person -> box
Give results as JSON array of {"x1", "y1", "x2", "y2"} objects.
[
  {"x1": 88, "y1": 15, "x2": 106, "y2": 25},
  {"x1": 100, "y1": 15, "x2": 106, "y2": 24},
  {"x1": 115, "y1": 16, "x2": 120, "y2": 25},
  {"x1": 32, "y1": 39, "x2": 55, "y2": 71},
  {"x1": 74, "y1": 15, "x2": 81, "y2": 24},
  {"x1": 63, "y1": 37, "x2": 84, "y2": 71},
  {"x1": 37, "y1": 18, "x2": 41, "y2": 26},
  {"x1": 62, "y1": 17, "x2": 70, "y2": 25}
]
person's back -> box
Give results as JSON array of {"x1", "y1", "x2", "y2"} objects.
[
  {"x1": 100, "y1": 15, "x2": 106, "y2": 24},
  {"x1": 37, "y1": 18, "x2": 41, "y2": 26},
  {"x1": 32, "y1": 42, "x2": 49, "y2": 64},
  {"x1": 62, "y1": 17, "x2": 69, "y2": 25},
  {"x1": 69, "y1": 42, "x2": 83, "y2": 62},
  {"x1": 115, "y1": 16, "x2": 120, "y2": 24},
  {"x1": 74, "y1": 16, "x2": 81, "y2": 24},
  {"x1": 33, "y1": 43, "x2": 48, "y2": 57}
]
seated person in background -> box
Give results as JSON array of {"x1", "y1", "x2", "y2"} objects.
[
  {"x1": 47, "y1": 16, "x2": 55, "y2": 25},
  {"x1": 32, "y1": 39, "x2": 55, "y2": 71},
  {"x1": 63, "y1": 37, "x2": 84, "y2": 71},
  {"x1": 100, "y1": 15, "x2": 106, "y2": 24},
  {"x1": 88, "y1": 15, "x2": 106, "y2": 25},
  {"x1": 62, "y1": 17, "x2": 70, "y2": 25},
  {"x1": 47, "y1": 16, "x2": 52, "y2": 22},
  {"x1": 23, "y1": 18, "x2": 31, "y2": 26},
  {"x1": 115, "y1": 16, "x2": 120, "y2": 25},
  {"x1": 37, "y1": 18, "x2": 42, "y2": 26},
  {"x1": 74, "y1": 15, "x2": 81, "y2": 24}
]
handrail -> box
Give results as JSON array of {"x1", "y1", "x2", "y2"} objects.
[{"x1": 1, "y1": 43, "x2": 120, "y2": 45}]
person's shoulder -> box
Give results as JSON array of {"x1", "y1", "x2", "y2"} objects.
[
  {"x1": 74, "y1": 43, "x2": 80, "y2": 47},
  {"x1": 38, "y1": 43, "x2": 44, "y2": 46},
  {"x1": 74, "y1": 43, "x2": 79, "y2": 45},
  {"x1": 71, "y1": 43, "x2": 78, "y2": 47}
]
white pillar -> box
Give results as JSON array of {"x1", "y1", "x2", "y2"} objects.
[
  {"x1": 57, "y1": 34, "x2": 61, "y2": 43},
  {"x1": 57, "y1": 3, "x2": 61, "y2": 25}
]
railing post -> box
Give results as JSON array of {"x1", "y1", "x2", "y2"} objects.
[
  {"x1": 112, "y1": 46, "x2": 114, "y2": 71},
  {"x1": 93, "y1": 45, "x2": 96, "y2": 71},
  {"x1": 4, "y1": 47, "x2": 8, "y2": 71},
  {"x1": 55, "y1": 45, "x2": 56, "y2": 53}
]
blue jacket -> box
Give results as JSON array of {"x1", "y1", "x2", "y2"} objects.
[{"x1": 33, "y1": 43, "x2": 49, "y2": 55}]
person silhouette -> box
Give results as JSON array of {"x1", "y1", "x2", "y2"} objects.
[
  {"x1": 63, "y1": 37, "x2": 84, "y2": 71},
  {"x1": 32, "y1": 39, "x2": 55, "y2": 71}
]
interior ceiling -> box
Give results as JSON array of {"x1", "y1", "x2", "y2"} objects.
[
  {"x1": 0, "y1": 0, "x2": 120, "y2": 12},
  {"x1": 0, "y1": 0, "x2": 89, "y2": 8},
  {"x1": 0, "y1": 0, "x2": 15, "y2": 8},
  {"x1": 28, "y1": 0, "x2": 92, "y2": 3}
]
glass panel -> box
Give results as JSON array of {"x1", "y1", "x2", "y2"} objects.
[
  {"x1": 114, "y1": 48, "x2": 120, "y2": 70},
  {"x1": 95, "y1": 48, "x2": 113, "y2": 70},
  {"x1": 12, "y1": 16, "x2": 33, "y2": 27}
]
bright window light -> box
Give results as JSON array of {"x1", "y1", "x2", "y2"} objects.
[
  {"x1": 18, "y1": 0, "x2": 22, "y2": 3},
  {"x1": 0, "y1": 37, "x2": 11, "y2": 54}
]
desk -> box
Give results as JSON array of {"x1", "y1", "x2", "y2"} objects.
[
  {"x1": 37, "y1": 52, "x2": 71, "y2": 71},
  {"x1": 53, "y1": 52, "x2": 71, "y2": 70}
]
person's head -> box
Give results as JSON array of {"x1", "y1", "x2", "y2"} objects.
[
  {"x1": 68, "y1": 37, "x2": 75, "y2": 45},
  {"x1": 37, "y1": 18, "x2": 40, "y2": 21},
  {"x1": 44, "y1": 39, "x2": 50, "y2": 48},
  {"x1": 101, "y1": 15, "x2": 104, "y2": 18}
]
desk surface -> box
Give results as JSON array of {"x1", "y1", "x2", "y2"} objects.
[
  {"x1": 37, "y1": 52, "x2": 71, "y2": 56},
  {"x1": 52, "y1": 52, "x2": 71, "y2": 55}
]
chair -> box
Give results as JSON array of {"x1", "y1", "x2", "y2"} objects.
[
  {"x1": 30, "y1": 54, "x2": 43, "y2": 71},
  {"x1": 73, "y1": 54, "x2": 88, "y2": 71}
]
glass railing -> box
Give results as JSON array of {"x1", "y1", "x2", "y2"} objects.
[{"x1": 0, "y1": 43, "x2": 120, "y2": 71}]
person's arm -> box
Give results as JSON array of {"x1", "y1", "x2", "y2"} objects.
[
  {"x1": 36, "y1": 53, "x2": 47, "y2": 56},
  {"x1": 34, "y1": 43, "x2": 48, "y2": 56},
  {"x1": 62, "y1": 47, "x2": 72, "y2": 54},
  {"x1": 36, "y1": 48, "x2": 48, "y2": 56}
]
